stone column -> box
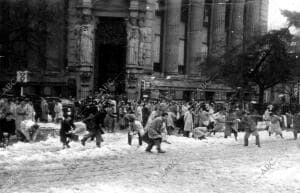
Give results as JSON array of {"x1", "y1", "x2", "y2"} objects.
[
  {"x1": 187, "y1": 0, "x2": 205, "y2": 75},
  {"x1": 228, "y1": 0, "x2": 245, "y2": 53},
  {"x1": 163, "y1": 0, "x2": 181, "y2": 75},
  {"x1": 75, "y1": 0, "x2": 97, "y2": 99},
  {"x1": 209, "y1": 0, "x2": 226, "y2": 58},
  {"x1": 244, "y1": 0, "x2": 260, "y2": 49},
  {"x1": 126, "y1": 0, "x2": 143, "y2": 100},
  {"x1": 138, "y1": 0, "x2": 156, "y2": 73}
]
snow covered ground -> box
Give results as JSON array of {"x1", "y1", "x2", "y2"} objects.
[{"x1": 0, "y1": 129, "x2": 300, "y2": 193}]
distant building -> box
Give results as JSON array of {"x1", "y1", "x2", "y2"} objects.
[{"x1": 0, "y1": 0, "x2": 269, "y2": 100}]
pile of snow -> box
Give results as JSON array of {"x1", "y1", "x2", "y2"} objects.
[
  {"x1": 38, "y1": 122, "x2": 60, "y2": 130},
  {"x1": 0, "y1": 133, "x2": 142, "y2": 166}
]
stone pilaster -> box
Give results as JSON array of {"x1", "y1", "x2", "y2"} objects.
[
  {"x1": 228, "y1": 0, "x2": 245, "y2": 53},
  {"x1": 138, "y1": 0, "x2": 156, "y2": 73},
  {"x1": 244, "y1": 0, "x2": 260, "y2": 49},
  {"x1": 126, "y1": 0, "x2": 143, "y2": 100},
  {"x1": 187, "y1": 0, "x2": 205, "y2": 75},
  {"x1": 259, "y1": 0, "x2": 269, "y2": 35},
  {"x1": 209, "y1": 0, "x2": 226, "y2": 58},
  {"x1": 163, "y1": 0, "x2": 181, "y2": 75},
  {"x1": 75, "y1": 0, "x2": 97, "y2": 99}
]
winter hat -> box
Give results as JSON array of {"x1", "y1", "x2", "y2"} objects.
[{"x1": 127, "y1": 114, "x2": 136, "y2": 122}]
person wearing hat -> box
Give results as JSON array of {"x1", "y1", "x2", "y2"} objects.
[
  {"x1": 143, "y1": 112, "x2": 168, "y2": 153},
  {"x1": 81, "y1": 109, "x2": 105, "y2": 148},
  {"x1": 60, "y1": 114, "x2": 76, "y2": 149},
  {"x1": 127, "y1": 115, "x2": 144, "y2": 146},
  {"x1": 241, "y1": 111, "x2": 261, "y2": 147}
]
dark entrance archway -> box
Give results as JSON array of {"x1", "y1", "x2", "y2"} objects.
[{"x1": 95, "y1": 17, "x2": 127, "y2": 94}]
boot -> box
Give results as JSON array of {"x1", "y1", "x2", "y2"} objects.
[
  {"x1": 256, "y1": 136, "x2": 261, "y2": 147},
  {"x1": 128, "y1": 133, "x2": 132, "y2": 145},
  {"x1": 145, "y1": 146, "x2": 152, "y2": 153},
  {"x1": 96, "y1": 142, "x2": 101, "y2": 148},
  {"x1": 294, "y1": 131, "x2": 298, "y2": 140},
  {"x1": 280, "y1": 134, "x2": 284, "y2": 139},
  {"x1": 234, "y1": 133, "x2": 238, "y2": 141},
  {"x1": 81, "y1": 139, "x2": 86, "y2": 146},
  {"x1": 244, "y1": 137, "x2": 248, "y2": 146},
  {"x1": 157, "y1": 143, "x2": 166, "y2": 153},
  {"x1": 138, "y1": 134, "x2": 143, "y2": 146},
  {"x1": 145, "y1": 143, "x2": 153, "y2": 153},
  {"x1": 65, "y1": 142, "x2": 70, "y2": 148},
  {"x1": 157, "y1": 149, "x2": 166, "y2": 153}
]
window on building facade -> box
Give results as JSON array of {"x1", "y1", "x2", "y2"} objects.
[{"x1": 178, "y1": 39, "x2": 185, "y2": 74}]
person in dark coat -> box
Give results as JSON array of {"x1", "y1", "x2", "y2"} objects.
[
  {"x1": 225, "y1": 110, "x2": 239, "y2": 140},
  {"x1": 241, "y1": 111, "x2": 261, "y2": 147},
  {"x1": 60, "y1": 115, "x2": 76, "y2": 149},
  {"x1": 143, "y1": 112, "x2": 168, "y2": 153},
  {"x1": 48, "y1": 100, "x2": 55, "y2": 122},
  {"x1": 142, "y1": 104, "x2": 151, "y2": 127},
  {"x1": 81, "y1": 107, "x2": 105, "y2": 148},
  {"x1": 292, "y1": 112, "x2": 300, "y2": 140},
  {"x1": 0, "y1": 112, "x2": 16, "y2": 147}
]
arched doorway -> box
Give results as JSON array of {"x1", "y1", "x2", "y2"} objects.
[{"x1": 95, "y1": 17, "x2": 127, "y2": 94}]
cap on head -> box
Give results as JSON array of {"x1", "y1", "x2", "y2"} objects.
[{"x1": 128, "y1": 114, "x2": 136, "y2": 122}]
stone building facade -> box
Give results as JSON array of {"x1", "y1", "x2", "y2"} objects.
[{"x1": 0, "y1": 0, "x2": 269, "y2": 101}]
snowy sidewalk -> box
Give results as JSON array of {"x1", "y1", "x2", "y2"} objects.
[{"x1": 0, "y1": 131, "x2": 300, "y2": 193}]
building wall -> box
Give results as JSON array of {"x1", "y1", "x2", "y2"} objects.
[
  {"x1": 0, "y1": 0, "x2": 68, "y2": 96},
  {"x1": 0, "y1": 0, "x2": 269, "y2": 99},
  {"x1": 259, "y1": 0, "x2": 269, "y2": 35}
]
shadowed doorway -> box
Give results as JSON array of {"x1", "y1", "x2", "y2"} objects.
[{"x1": 95, "y1": 17, "x2": 127, "y2": 94}]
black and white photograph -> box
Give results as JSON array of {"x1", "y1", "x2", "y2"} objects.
[{"x1": 0, "y1": 0, "x2": 300, "y2": 192}]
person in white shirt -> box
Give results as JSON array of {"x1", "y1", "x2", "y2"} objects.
[
  {"x1": 128, "y1": 115, "x2": 144, "y2": 146},
  {"x1": 135, "y1": 102, "x2": 143, "y2": 123},
  {"x1": 54, "y1": 100, "x2": 63, "y2": 123}
]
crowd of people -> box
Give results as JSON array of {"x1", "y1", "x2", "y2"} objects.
[{"x1": 1, "y1": 94, "x2": 300, "y2": 152}]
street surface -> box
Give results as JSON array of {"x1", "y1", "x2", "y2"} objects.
[{"x1": 0, "y1": 129, "x2": 300, "y2": 193}]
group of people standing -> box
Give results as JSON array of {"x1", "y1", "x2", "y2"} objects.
[
  {"x1": 0, "y1": 97, "x2": 69, "y2": 145},
  {"x1": 60, "y1": 98, "x2": 261, "y2": 152},
  {"x1": 2, "y1": 94, "x2": 300, "y2": 151}
]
